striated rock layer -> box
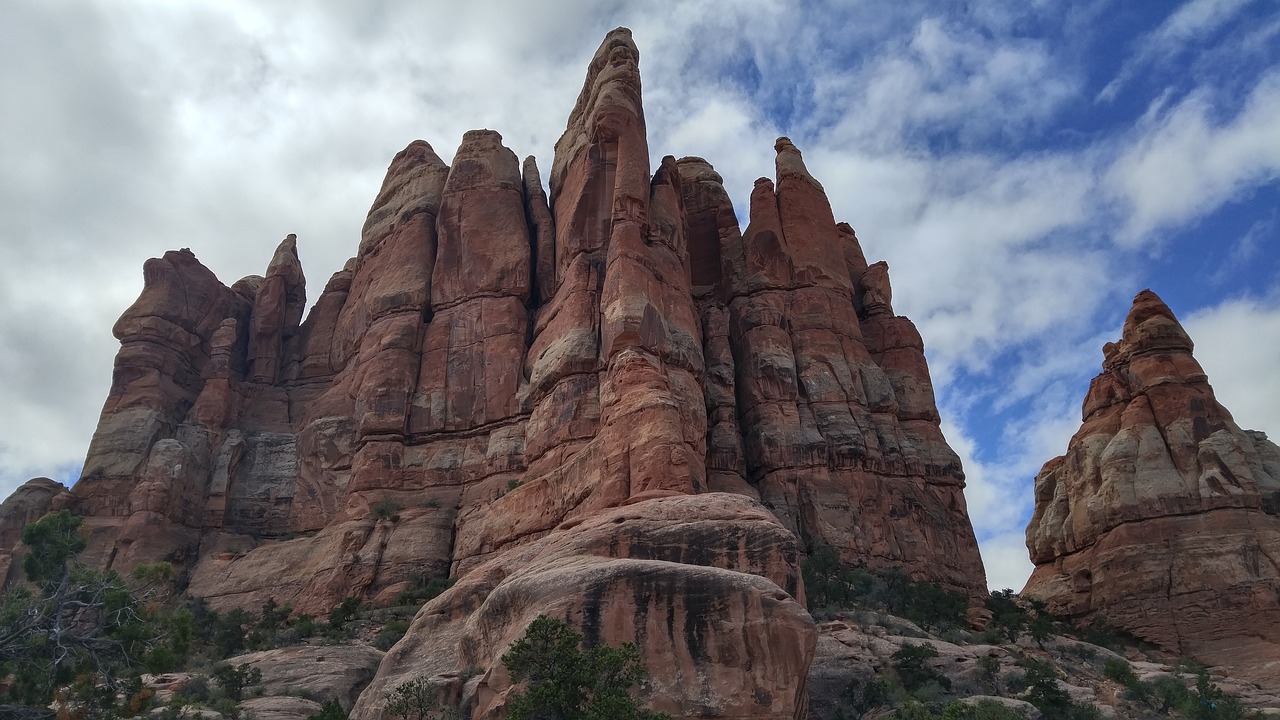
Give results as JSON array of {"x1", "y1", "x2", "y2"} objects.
[
  {"x1": 1023, "y1": 290, "x2": 1280, "y2": 684},
  {"x1": 4, "y1": 28, "x2": 987, "y2": 720}
]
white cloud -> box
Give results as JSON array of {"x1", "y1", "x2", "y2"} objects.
[
  {"x1": 1154, "y1": 0, "x2": 1254, "y2": 45},
  {"x1": 1184, "y1": 296, "x2": 1280, "y2": 438},
  {"x1": 1209, "y1": 216, "x2": 1274, "y2": 285},
  {"x1": 980, "y1": 531, "x2": 1037, "y2": 594},
  {"x1": 1098, "y1": 0, "x2": 1256, "y2": 102},
  {"x1": 1107, "y1": 71, "x2": 1280, "y2": 243},
  {"x1": 815, "y1": 16, "x2": 1078, "y2": 150}
]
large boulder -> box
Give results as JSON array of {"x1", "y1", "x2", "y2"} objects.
[{"x1": 351, "y1": 494, "x2": 815, "y2": 720}]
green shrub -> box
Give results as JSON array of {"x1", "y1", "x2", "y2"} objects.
[
  {"x1": 308, "y1": 697, "x2": 349, "y2": 720},
  {"x1": 839, "y1": 674, "x2": 894, "y2": 716},
  {"x1": 1076, "y1": 616, "x2": 1124, "y2": 651},
  {"x1": 977, "y1": 655, "x2": 1002, "y2": 694},
  {"x1": 984, "y1": 590, "x2": 1027, "y2": 643},
  {"x1": 257, "y1": 597, "x2": 292, "y2": 632},
  {"x1": 385, "y1": 676, "x2": 453, "y2": 720},
  {"x1": 892, "y1": 698, "x2": 1030, "y2": 719},
  {"x1": 1018, "y1": 659, "x2": 1101, "y2": 720},
  {"x1": 326, "y1": 595, "x2": 363, "y2": 637},
  {"x1": 212, "y1": 662, "x2": 262, "y2": 701},
  {"x1": 1103, "y1": 658, "x2": 1137, "y2": 686},
  {"x1": 801, "y1": 545, "x2": 969, "y2": 631},
  {"x1": 374, "y1": 619, "x2": 412, "y2": 651},
  {"x1": 501, "y1": 615, "x2": 669, "y2": 720},
  {"x1": 174, "y1": 674, "x2": 212, "y2": 702},
  {"x1": 372, "y1": 499, "x2": 401, "y2": 520},
  {"x1": 1188, "y1": 669, "x2": 1255, "y2": 719},
  {"x1": 892, "y1": 642, "x2": 952, "y2": 694},
  {"x1": 395, "y1": 575, "x2": 453, "y2": 607},
  {"x1": 209, "y1": 607, "x2": 255, "y2": 658}
]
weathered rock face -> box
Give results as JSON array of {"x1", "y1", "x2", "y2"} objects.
[
  {"x1": 228, "y1": 644, "x2": 384, "y2": 712},
  {"x1": 0, "y1": 477, "x2": 71, "y2": 584},
  {"x1": 686, "y1": 141, "x2": 985, "y2": 593},
  {"x1": 1023, "y1": 289, "x2": 1280, "y2": 683},
  {"x1": 4, "y1": 27, "x2": 989, "y2": 720},
  {"x1": 356, "y1": 494, "x2": 816, "y2": 720}
]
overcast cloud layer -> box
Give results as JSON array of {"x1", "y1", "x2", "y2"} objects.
[{"x1": 2, "y1": 0, "x2": 1278, "y2": 592}]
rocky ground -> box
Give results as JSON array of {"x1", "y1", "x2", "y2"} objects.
[{"x1": 139, "y1": 603, "x2": 1280, "y2": 720}]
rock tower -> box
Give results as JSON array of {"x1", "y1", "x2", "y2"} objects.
[
  {"x1": 3, "y1": 29, "x2": 988, "y2": 718},
  {"x1": 1023, "y1": 289, "x2": 1280, "y2": 684}
]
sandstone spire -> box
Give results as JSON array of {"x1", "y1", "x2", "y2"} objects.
[
  {"x1": 2, "y1": 28, "x2": 1002, "y2": 720},
  {"x1": 248, "y1": 234, "x2": 305, "y2": 383},
  {"x1": 1023, "y1": 289, "x2": 1280, "y2": 683}
]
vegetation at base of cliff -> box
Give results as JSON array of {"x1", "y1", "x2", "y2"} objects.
[
  {"x1": 980, "y1": 590, "x2": 1057, "y2": 647},
  {"x1": 154, "y1": 662, "x2": 265, "y2": 719},
  {"x1": 380, "y1": 616, "x2": 668, "y2": 720},
  {"x1": 0, "y1": 511, "x2": 313, "y2": 718},
  {"x1": 0, "y1": 511, "x2": 186, "y2": 718},
  {"x1": 891, "y1": 698, "x2": 1030, "y2": 719},
  {"x1": 1012, "y1": 658, "x2": 1103, "y2": 719},
  {"x1": 384, "y1": 676, "x2": 456, "y2": 720},
  {"x1": 1103, "y1": 657, "x2": 1261, "y2": 719},
  {"x1": 307, "y1": 697, "x2": 349, "y2": 720},
  {"x1": 802, "y1": 544, "x2": 969, "y2": 631},
  {"x1": 502, "y1": 615, "x2": 670, "y2": 720},
  {"x1": 811, "y1": 574, "x2": 1266, "y2": 720},
  {"x1": 394, "y1": 573, "x2": 453, "y2": 607},
  {"x1": 892, "y1": 643, "x2": 952, "y2": 694}
]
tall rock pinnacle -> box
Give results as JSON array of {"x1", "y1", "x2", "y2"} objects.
[
  {"x1": 1024, "y1": 289, "x2": 1280, "y2": 683},
  {"x1": 3, "y1": 29, "x2": 993, "y2": 720}
]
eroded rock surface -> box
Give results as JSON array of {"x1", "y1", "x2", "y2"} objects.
[
  {"x1": 0, "y1": 477, "x2": 70, "y2": 583},
  {"x1": 4, "y1": 27, "x2": 990, "y2": 720},
  {"x1": 1023, "y1": 289, "x2": 1280, "y2": 685},
  {"x1": 355, "y1": 494, "x2": 815, "y2": 720},
  {"x1": 228, "y1": 644, "x2": 384, "y2": 711}
]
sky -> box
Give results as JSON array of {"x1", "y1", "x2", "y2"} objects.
[{"x1": 1, "y1": 0, "x2": 1278, "y2": 592}]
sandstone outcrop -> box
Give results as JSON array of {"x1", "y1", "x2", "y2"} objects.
[
  {"x1": 1023, "y1": 289, "x2": 1280, "y2": 684},
  {"x1": 228, "y1": 644, "x2": 384, "y2": 711},
  {"x1": 4, "y1": 27, "x2": 989, "y2": 720},
  {"x1": 0, "y1": 476, "x2": 70, "y2": 583},
  {"x1": 355, "y1": 494, "x2": 816, "y2": 720}
]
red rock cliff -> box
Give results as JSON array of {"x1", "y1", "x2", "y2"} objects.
[
  {"x1": 8, "y1": 28, "x2": 990, "y2": 720},
  {"x1": 1023, "y1": 289, "x2": 1280, "y2": 684}
]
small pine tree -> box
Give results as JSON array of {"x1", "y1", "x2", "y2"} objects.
[
  {"x1": 501, "y1": 615, "x2": 670, "y2": 720},
  {"x1": 891, "y1": 642, "x2": 952, "y2": 693},
  {"x1": 308, "y1": 698, "x2": 349, "y2": 720}
]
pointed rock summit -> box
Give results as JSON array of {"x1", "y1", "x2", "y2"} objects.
[
  {"x1": 1024, "y1": 289, "x2": 1280, "y2": 683},
  {"x1": 3, "y1": 29, "x2": 991, "y2": 720}
]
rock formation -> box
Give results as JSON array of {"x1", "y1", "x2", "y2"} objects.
[
  {"x1": 2, "y1": 28, "x2": 989, "y2": 719},
  {"x1": 0, "y1": 477, "x2": 71, "y2": 583},
  {"x1": 1023, "y1": 289, "x2": 1280, "y2": 684}
]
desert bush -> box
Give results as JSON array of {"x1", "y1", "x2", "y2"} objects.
[
  {"x1": 213, "y1": 662, "x2": 263, "y2": 701},
  {"x1": 502, "y1": 615, "x2": 669, "y2": 720},
  {"x1": 892, "y1": 642, "x2": 952, "y2": 694},
  {"x1": 395, "y1": 574, "x2": 453, "y2": 607},
  {"x1": 374, "y1": 619, "x2": 412, "y2": 650},
  {"x1": 802, "y1": 545, "x2": 969, "y2": 631},
  {"x1": 308, "y1": 698, "x2": 349, "y2": 720},
  {"x1": 1017, "y1": 659, "x2": 1102, "y2": 720},
  {"x1": 892, "y1": 698, "x2": 1030, "y2": 719}
]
